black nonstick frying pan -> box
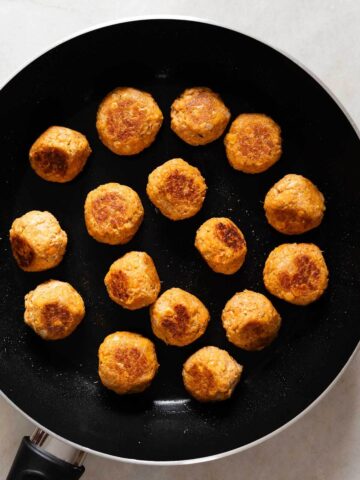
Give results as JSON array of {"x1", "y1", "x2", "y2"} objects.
[{"x1": 1, "y1": 17, "x2": 360, "y2": 479}]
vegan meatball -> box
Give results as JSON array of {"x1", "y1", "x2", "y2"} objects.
[
  {"x1": 84, "y1": 183, "x2": 144, "y2": 245},
  {"x1": 96, "y1": 87, "x2": 163, "y2": 155},
  {"x1": 182, "y1": 346, "x2": 243, "y2": 402},
  {"x1": 10, "y1": 210, "x2": 67, "y2": 272},
  {"x1": 24, "y1": 280, "x2": 85, "y2": 340},
  {"x1": 104, "y1": 251, "x2": 161, "y2": 310},
  {"x1": 264, "y1": 174, "x2": 325, "y2": 235},
  {"x1": 263, "y1": 243, "x2": 329, "y2": 305},
  {"x1": 195, "y1": 217, "x2": 247, "y2": 274},
  {"x1": 146, "y1": 158, "x2": 207, "y2": 220},
  {"x1": 224, "y1": 113, "x2": 282, "y2": 173},
  {"x1": 222, "y1": 290, "x2": 281, "y2": 351},
  {"x1": 98, "y1": 331, "x2": 159, "y2": 395},
  {"x1": 171, "y1": 87, "x2": 230, "y2": 146},
  {"x1": 29, "y1": 126, "x2": 91, "y2": 183},
  {"x1": 150, "y1": 288, "x2": 210, "y2": 346}
]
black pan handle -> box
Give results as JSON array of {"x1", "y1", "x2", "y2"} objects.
[{"x1": 7, "y1": 436, "x2": 85, "y2": 480}]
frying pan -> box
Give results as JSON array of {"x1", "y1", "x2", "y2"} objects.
[{"x1": 1, "y1": 17, "x2": 360, "y2": 479}]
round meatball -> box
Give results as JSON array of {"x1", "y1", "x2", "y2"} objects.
[
  {"x1": 104, "y1": 251, "x2": 161, "y2": 310},
  {"x1": 224, "y1": 113, "x2": 282, "y2": 173},
  {"x1": 195, "y1": 217, "x2": 247, "y2": 274},
  {"x1": 96, "y1": 87, "x2": 163, "y2": 155},
  {"x1": 264, "y1": 174, "x2": 325, "y2": 235},
  {"x1": 150, "y1": 288, "x2": 209, "y2": 346},
  {"x1": 24, "y1": 280, "x2": 85, "y2": 340},
  {"x1": 182, "y1": 346, "x2": 243, "y2": 402},
  {"x1": 98, "y1": 331, "x2": 159, "y2": 395},
  {"x1": 29, "y1": 126, "x2": 91, "y2": 183},
  {"x1": 171, "y1": 87, "x2": 231, "y2": 146},
  {"x1": 222, "y1": 290, "x2": 281, "y2": 351},
  {"x1": 146, "y1": 158, "x2": 207, "y2": 220},
  {"x1": 84, "y1": 183, "x2": 144, "y2": 245},
  {"x1": 9, "y1": 210, "x2": 67, "y2": 272},
  {"x1": 263, "y1": 243, "x2": 329, "y2": 305}
]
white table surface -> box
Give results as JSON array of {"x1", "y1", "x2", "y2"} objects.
[{"x1": 0, "y1": 1, "x2": 359, "y2": 478}]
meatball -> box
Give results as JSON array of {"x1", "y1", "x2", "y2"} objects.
[
  {"x1": 263, "y1": 243, "x2": 329, "y2": 305},
  {"x1": 171, "y1": 87, "x2": 231, "y2": 146},
  {"x1": 150, "y1": 288, "x2": 210, "y2": 346},
  {"x1": 195, "y1": 217, "x2": 247, "y2": 274},
  {"x1": 24, "y1": 280, "x2": 85, "y2": 340},
  {"x1": 9, "y1": 210, "x2": 67, "y2": 272},
  {"x1": 104, "y1": 251, "x2": 161, "y2": 310},
  {"x1": 182, "y1": 346, "x2": 243, "y2": 402},
  {"x1": 146, "y1": 158, "x2": 207, "y2": 220},
  {"x1": 264, "y1": 174, "x2": 325, "y2": 235},
  {"x1": 98, "y1": 331, "x2": 159, "y2": 395},
  {"x1": 222, "y1": 290, "x2": 281, "y2": 351},
  {"x1": 29, "y1": 126, "x2": 91, "y2": 183},
  {"x1": 224, "y1": 113, "x2": 282, "y2": 173},
  {"x1": 96, "y1": 87, "x2": 163, "y2": 155},
  {"x1": 84, "y1": 183, "x2": 144, "y2": 245}
]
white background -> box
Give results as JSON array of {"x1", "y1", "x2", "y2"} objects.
[{"x1": 0, "y1": 1, "x2": 359, "y2": 479}]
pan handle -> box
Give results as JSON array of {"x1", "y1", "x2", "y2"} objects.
[{"x1": 6, "y1": 429, "x2": 85, "y2": 480}]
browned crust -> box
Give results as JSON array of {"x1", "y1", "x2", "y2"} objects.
[
  {"x1": 31, "y1": 148, "x2": 68, "y2": 176},
  {"x1": 91, "y1": 191, "x2": 125, "y2": 227},
  {"x1": 164, "y1": 171, "x2": 198, "y2": 201},
  {"x1": 225, "y1": 114, "x2": 282, "y2": 173},
  {"x1": 279, "y1": 254, "x2": 321, "y2": 293},
  {"x1": 41, "y1": 302, "x2": 72, "y2": 336},
  {"x1": 263, "y1": 243, "x2": 328, "y2": 305},
  {"x1": 240, "y1": 320, "x2": 278, "y2": 350},
  {"x1": 108, "y1": 271, "x2": 129, "y2": 302},
  {"x1": 162, "y1": 304, "x2": 190, "y2": 338},
  {"x1": 96, "y1": 88, "x2": 163, "y2": 156},
  {"x1": 146, "y1": 158, "x2": 207, "y2": 220},
  {"x1": 98, "y1": 331, "x2": 159, "y2": 394},
  {"x1": 186, "y1": 364, "x2": 215, "y2": 398},
  {"x1": 10, "y1": 234, "x2": 35, "y2": 268},
  {"x1": 238, "y1": 123, "x2": 275, "y2": 159},
  {"x1": 114, "y1": 347, "x2": 149, "y2": 379},
  {"x1": 105, "y1": 99, "x2": 145, "y2": 141},
  {"x1": 215, "y1": 221, "x2": 244, "y2": 250}
]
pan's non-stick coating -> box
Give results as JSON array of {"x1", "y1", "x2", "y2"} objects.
[{"x1": 0, "y1": 20, "x2": 359, "y2": 461}]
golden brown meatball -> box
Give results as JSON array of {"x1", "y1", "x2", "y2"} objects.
[
  {"x1": 9, "y1": 210, "x2": 67, "y2": 272},
  {"x1": 104, "y1": 251, "x2": 161, "y2": 310},
  {"x1": 263, "y1": 243, "x2": 329, "y2": 305},
  {"x1": 29, "y1": 126, "x2": 91, "y2": 183},
  {"x1": 182, "y1": 346, "x2": 243, "y2": 402},
  {"x1": 84, "y1": 183, "x2": 144, "y2": 245},
  {"x1": 150, "y1": 288, "x2": 209, "y2": 346},
  {"x1": 146, "y1": 158, "x2": 207, "y2": 220},
  {"x1": 96, "y1": 87, "x2": 163, "y2": 155},
  {"x1": 171, "y1": 87, "x2": 231, "y2": 146},
  {"x1": 24, "y1": 280, "x2": 85, "y2": 340},
  {"x1": 264, "y1": 174, "x2": 325, "y2": 235},
  {"x1": 195, "y1": 217, "x2": 247, "y2": 274},
  {"x1": 222, "y1": 290, "x2": 281, "y2": 351},
  {"x1": 224, "y1": 113, "x2": 282, "y2": 173},
  {"x1": 98, "y1": 331, "x2": 159, "y2": 395}
]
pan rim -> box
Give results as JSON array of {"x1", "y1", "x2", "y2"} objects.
[
  {"x1": 2, "y1": 346, "x2": 358, "y2": 465},
  {"x1": 0, "y1": 14, "x2": 359, "y2": 466}
]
